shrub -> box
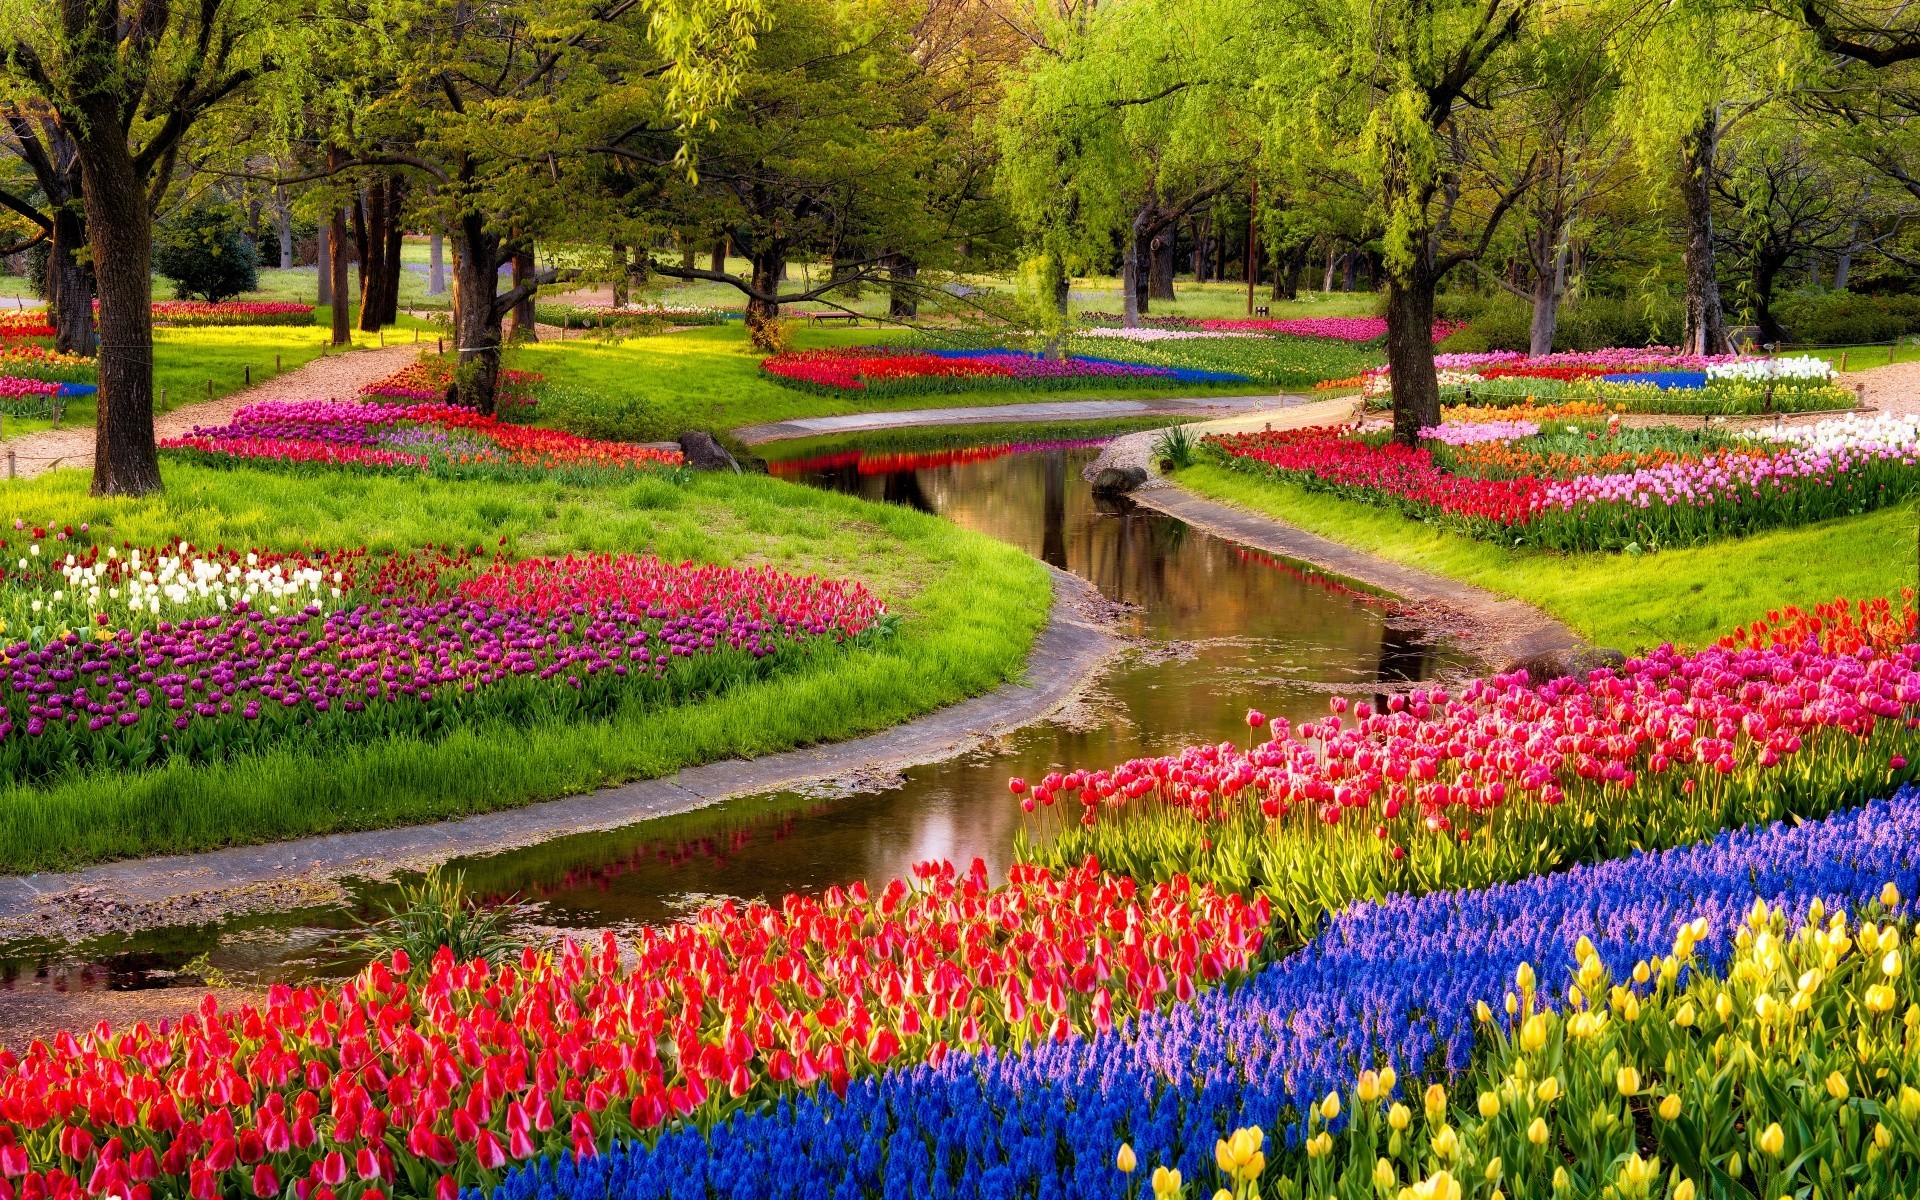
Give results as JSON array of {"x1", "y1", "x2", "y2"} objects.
[
  {"x1": 1772, "y1": 291, "x2": 1920, "y2": 346},
  {"x1": 1438, "y1": 295, "x2": 1685, "y2": 353},
  {"x1": 153, "y1": 203, "x2": 261, "y2": 303}
]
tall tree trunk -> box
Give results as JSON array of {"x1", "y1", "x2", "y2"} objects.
[
  {"x1": 357, "y1": 182, "x2": 387, "y2": 333},
  {"x1": 378, "y1": 175, "x2": 406, "y2": 325},
  {"x1": 427, "y1": 231, "x2": 445, "y2": 296},
  {"x1": 506, "y1": 248, "x2": 538, "y2": 342},
  {"x1": 275, "y1": 188, "x2": 294, "y2": 270},
  {"x1": 1754, "y1": 259, "x2": 1785, "y2": 346},
  {"x1": 679, "y1": 236, "x2": 696, "y2": 272},
  {"x1": 1680, "y1": 113, "x2": 1727, "y2": 357},
  {"x1": 611, "y1": 243, "x2": 630, "y2": 308},
  {"x1": 743, "y1": 241, "x2": 786, "y2": 350},
  {"x1": 328, "y1": 198, "x2": 350, "y2": 346},
  {"x1": 449, "y1": 216, "x2": 504, "y2": 414},
  {"x1": 1835, "y1": 219, "x2": 1858, "y2": 291},
  {"x1": 1528, "y1": 230, "x2": 1569, "y2": 357},
  {"x1": 1323, "y1": 244, "x2": 1337, "y2": 292},
  {"x1": 351, "y1": 193, "x2": 370, "y2": 308},
  {"x1": 318, "y1": 213, "x2": 333, "y2": 306},
  {"x1": 1148, "y1": 230, "x2": 1176, "y2": 301},
  {"x1": 1191, "y1": 216, "x2": 1209, "y2": 283},
  {"x1": 1121, "y1": 222, "x2": 1144, "y2": 328},
  {"x1": 47, "y1": 197, "x2": 94, "y2": 356},
  {"x1": 1385, "y1": 265, "x2": 1440, "y2": 447},
  {"x1": 887, "y1": 253, "x2": 918, "y2": 318},
  {"x1": 73, "y1": 110, "x2": 160, "y2": 496},
  {"x1": 710, "y1": 240, "x2": 727, "y2": 274},
  {"x1": 1341, "y1": 252, "x2": 1356, "y2": 292}
]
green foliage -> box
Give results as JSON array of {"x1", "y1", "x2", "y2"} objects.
[
  {"x1": 153, "y1": 204, "x2": 261, "y2": 303},
  {"x1": 1438, "y1": 294, "x2": 1687, "y2": 352},
  {"x1": 1152, "y1": 424, "x2": 1199, "y2": 469},
  {"x1": 1774, "y1": 291, "x2": 1920, "y2": 345},
  {"x1": 356, "y1": 868, "x2": 521, "y2": 971},
  {"x1": 1070, "y1": 332, "x2": 1380, "y2": 386}
]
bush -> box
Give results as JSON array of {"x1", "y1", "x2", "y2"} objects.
[
  {"x1": 1772, "y1": 291, "x2": 1920, "y2": 346},
  {"x1": 153, "y1": 203, "x2": 260, "y2": 303},
  {"x1": 1437, "y1": 294, "x2": 1684, "y2": 353}
]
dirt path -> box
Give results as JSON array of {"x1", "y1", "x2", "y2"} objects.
[
  {"x1": 4, "y1": 343, "x2": 423, "y2": 480},
  {"x1": 1846, "y1": 360, "x2": 1920, "y2": 416}
]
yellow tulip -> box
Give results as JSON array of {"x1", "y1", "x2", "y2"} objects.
[
  {"x1": 1619, "y1": 1152, "x2": 1659, "y2": 1191},
  {"x1": 1388, "y1": 1103, "x2": 1411, "y2": 1132},
  {"x1": 1527, "y1": 1117, "x2": 1549, "y2": 1145},
  {"x1": 1674, "y1": 1179, "x2": 1697, "y2": 1200},
  {"x1": 1552, "y1": 1165, "x2": 1570, "y2": 1191},
  {"x1": 1875, "y1": 1122, "x2": 1894, "y2": 1151},
  {"x1": 1431, "y1": 1125, "x2": 1457, "y2": 1160},
  {"x1": 1886, "y1": 949, "x2": 1905, "y2": 978},
  {"x1": 1536, "y1": 1076, "x2": 1561, "y2": 1103},
  {"x1": 1505, "y1": 991, "x2": 1518, "y2": 1016},
  {"x1": 1475, "y1": 1000, "x2": 1492, "y2": 1024},
  {"x1": 1728, "y1": 1152, "x2": 1743, "y2": 1180},
  {"x1": 1116, "y1": 1144, "x2": 1137, "y2": 1174},
  {"x1": 1424, "y1": 1083, "x2": 1447, "y2": 1123},
  {"x1": 1576, "y1": 935, "x2": 1596, "y2": 961},
  {"x1": 1373, "y1": 1158, "x2": 1396, "y2": 1190},
  {"x1": 1827, "y1": 1071, "x2": 1850, "y2": 1100},
  {"x1": 1867, "y1": 983, "x2": 1899, "y2": 1013},
  {"x1": 1213, "y1": 1139, "x2": 1232, "y2": 1175},
  {"x1": 1884, "y1": 882, "x2": 1903, "y2": 907},
  {"x1": 1379, "y1": 1066, "x2": 1398, "y2": 1095},
  {"x1": 1715, "y1": 992, "x2": 1734, "y2": 1022},
  {"x1": 1213, "y1": 1191, "x2": 1232, "y2": 1200},
  {"x1": 1408, "y1": 1170, "x2": 1461, "y2": 1200},
  {"x1": 1758, "y1": 1122, "x2": 1785, "y2": 1158},
  {"x1": 1675, "y1": 1001, "x2": 1696, "y2": 1028},
  {"x1": 1754, "y1": 993, "x2": 1779, "y2": 1022},
  {"x1": 1616, "y1": 1066, "x2": 1640, "y2": 1097},
  {"x1": 1318, "y1": 1091, "x2": 1340, "y2": 1121},
  {"x1": 1516, "y1": 962, "x2": 1536, "y2": 994},
  {"x1": 1520, "y1": 1013, "x2": 1547, "y2": 1053},
  {"x1": 1357, "y1": 1070, "x2": 1381, "y2": 1103},
  {"x1": 1478, "y1": 1091, "x2": 1500, "y2": 1118},
  {"x1": 1483, "y1": 1156, "x2": 1502, "y2": 1183},
  {"x1": 1151, "y1": 1166, "x2": 1181, "y2": 1199},
  {"x1": 1658, "y1": 1094, "x2": 1682, "y2": 1121}
]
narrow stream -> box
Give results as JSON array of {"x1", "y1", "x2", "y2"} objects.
[{"x1": 0, "y1": 438, "x2": 1469, "y2": 1007}]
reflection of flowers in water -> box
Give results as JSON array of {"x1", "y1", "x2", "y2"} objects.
[{"x1": 376, "y1": 426, "x2": 500, "y2": 459}]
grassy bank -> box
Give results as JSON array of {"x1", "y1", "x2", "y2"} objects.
[
  {"x1": 1174, "y1": 462, "x2": 1916, "y2": 650},
  {"x1": 0, "y1": 461, "x2": 1050, "y2": 872},
  {"x1": 511, "y1": 326, "x2": 1277, "y2": 443}
]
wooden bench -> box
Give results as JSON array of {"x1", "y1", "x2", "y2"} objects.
[{"x1": 803, "y1": 312, "x2": 860, "y2": 327}]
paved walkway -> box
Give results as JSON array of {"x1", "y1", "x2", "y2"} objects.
[
  {"x1": 0, "y1": 570, "x2": 1118, "y2": 937},
  {"x1": 733, "y1": 395, "x2": 1284, "y2": 445},
  {"x1": 4, "y1": 343, "x2": 421, "y2": 479}
]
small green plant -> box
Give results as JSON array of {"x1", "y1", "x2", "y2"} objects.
[
  {"x1": 1152, "y1": 424, "x2": 1198, "y2": 471},
  {"x1": 356, "y1": 867, "x2": 520, "y2": 972}
]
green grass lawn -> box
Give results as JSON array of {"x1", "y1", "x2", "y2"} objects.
[
  {"x1": 0, "y1": 460, "x2": 1050, "y2": 871},
  {"x1": 1174, "y1": 462, "x2": 1917, "y2": 651},
  {"x1": 510, "y1": 325, "x2": 1282, "y2": 443}
]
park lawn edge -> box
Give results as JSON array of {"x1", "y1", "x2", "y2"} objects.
[
  {"x1": 1172, "y1": 461, "x2": 1918, "y2": 652},
  {"x1": 0, "y1": 468, "x2": 1052, "y2": 874}
]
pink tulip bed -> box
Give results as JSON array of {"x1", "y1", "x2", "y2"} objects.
[
  {"x1": 1206, "y1": 411, "x2": 1920, "y2": 551},
  {"x1": 1080, "y1": 314, "x2": 1464, "y2": 343},
  {"x1": 1359, "y1": 350, "x2": 1855, "y2": 415},
  {"x1": 161, "y1": 401, "x2": 681, "y2": 482}
]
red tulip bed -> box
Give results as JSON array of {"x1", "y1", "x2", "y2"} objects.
[
  {"x1": 148, "y1": 302, "x2": 315, "y2": 328},
  {"x1": 760, "y1": 347, "x2": 1247, "y2": 396},
  {"x1": 161, "y1": 402, "x2": 680, "y2": 482},
  {"x1": 0, "y1": 345, "x2": 93, "y2": 385},
  {"x1": 0, "y1": 529, "x2": 886, "y2": 778},
  {"x1": 0, "y1": 312, "x2": 54, "y2": 339},
  {"x1": 0, "y1": 858, "x2": 1267, "y2": 1200},
  {"x1": 360, "y1": 361, "x2": 543, "y2": 411},
  {"x1": 1208, "y1": 419, "x2": 1920, "y2": 551}
]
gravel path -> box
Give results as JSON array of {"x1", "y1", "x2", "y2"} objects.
[
  {"x1": 1848, "y1": 361, "x2": 1920, "y2": 416},
  {"x1": 3, "y1": 343, "x2": 423, "y2": 480}
]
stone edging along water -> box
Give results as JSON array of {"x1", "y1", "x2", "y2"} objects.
[{"x1": 0, "y1": 569, "x2": 1120, "y2": 933}]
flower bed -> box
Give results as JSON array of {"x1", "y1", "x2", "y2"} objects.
[
  {"x1": 0, "y1": 857, "x2": 1267, "y2": 1200},
  {"x1": 1066, "y1": 332, "x2": 1378, "y2": 388},
  {"x1": 0, "y1": 344, "x2": 94, "y2": 385},
  {"x1": 148, "y1": 301, "x2": 315, "y2": 327},
  {"x1": 1360, "y1": 351, "x2": 1856, "y2": 416},
  {"x1": 1079, "y1": 314, "x2": 1463, "y2": 343},
  {"x1": 1020, "y1": 597, "x2": 1920, "y2": 940},
  {"x1": 760, "y1": 347, "x2": 1248, "y2": 395},
  {"x1": 0, "y1": 539, "x2": 882, "y2": 777},
  {"x1": 361, "y1": 359, "x2": 543, "y2": 410},
  {"x1": 1209, "y1": 414, "x2": 1920, "y2": 551},
  {"x1": 474, "y1": 784, "x2": 1920, "y2": 1200},
  {"x1": 0, "y1": 311, "x2": 54, "y2": 339},
  {"x1": 161, "y1": 401, "x2": 680, "y2": 480}
]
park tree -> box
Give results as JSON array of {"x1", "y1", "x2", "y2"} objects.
[
  {"x1": 0, "y1": 0, "x2": 296, "y2": 496},
  {"x1": 0, "y1": 108, "x2": 92, "y2": 355},
  {"x1": 1244, "y1": 0, "x2": 1544, "y2": 443}
]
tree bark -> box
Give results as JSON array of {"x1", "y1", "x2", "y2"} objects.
[
  {"x1": 710, "y1": 239, "x2": 727, "y2": 274},
  {"x1": 1835, "y1": 218, "x2": 1858, "y2": 291},
  {"x1": 47, "y1": 197, "x2": 94, "y2": 356},
  {"x1": 1148, "y1": 230, "x2": 1176, "y2": 301},
  {"x1": 449, "y1": 220, "x2": 504, "y2": 414},
  {"x1": 506, "y1": 248, "x2": 538, "y2": 342},
  {"x1": 427, "y1": 231, "x2": 445, "y2": 296},
  {"x1": 743, "y1": 241, "x2": 786, "y2": 348},
  {"x1": 275, "y1": 188, "x2": 294, "y2": 271},
  {"x1": 1528, "y1": 231, "x2": 1569, "y2": 357},
  {"x1": 328, "y1": 198, "x2": 350, "y2": 346},
  {"x1": 318, "y1": 214, "x2": 333, "y2": 306},
  {"x1": 1385, "y1": 267, "x2": 1440, "y2": 447},
  {"x1": 887, "y1": 253, "x2": 918, "y2": 318},
  {"x1": 73, "y1": 100, "x2": 160, "y2": 496},
  {"x1": 357, "y1": 182, "x2": 387, "y2": 333},
  {"x1": 1754, "y1": 258, "x2": 1785, "y2": 345},
  {"x1": 1680, "y1": 113, "x2": 1728, "y2": 357},
  {"x1": 377, "y1": 175, "x2": 406, "y2": 325},
  {"x1": 612, "y1": 243, "x2": 630, "y2": 308}
]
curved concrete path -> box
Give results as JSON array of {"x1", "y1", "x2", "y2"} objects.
[
  {"x1": 1088, "y1": 398, "x2": 1588, "y2": 669},
  {"x1": 734, "y1": 395, "x2": 1285, "y2": 445},
  {"x1": 0, "y1": 570, "x2": 1118, "y2": 934}
]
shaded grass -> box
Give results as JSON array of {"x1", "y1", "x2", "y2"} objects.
[
  {"x1": 1174, "y1": 462, "x2": 1917, "y2": 651},
  {"x1": 0, "y1": 462, "x2": 1050, "y2": 871},
  {"x1": 510, "y1": 326, "x2": 1277, "y2": 443}
]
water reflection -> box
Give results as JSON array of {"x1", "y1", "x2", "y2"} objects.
[{"x1": 0, "y1": 440, "x2": 1470, "y2": 994}]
